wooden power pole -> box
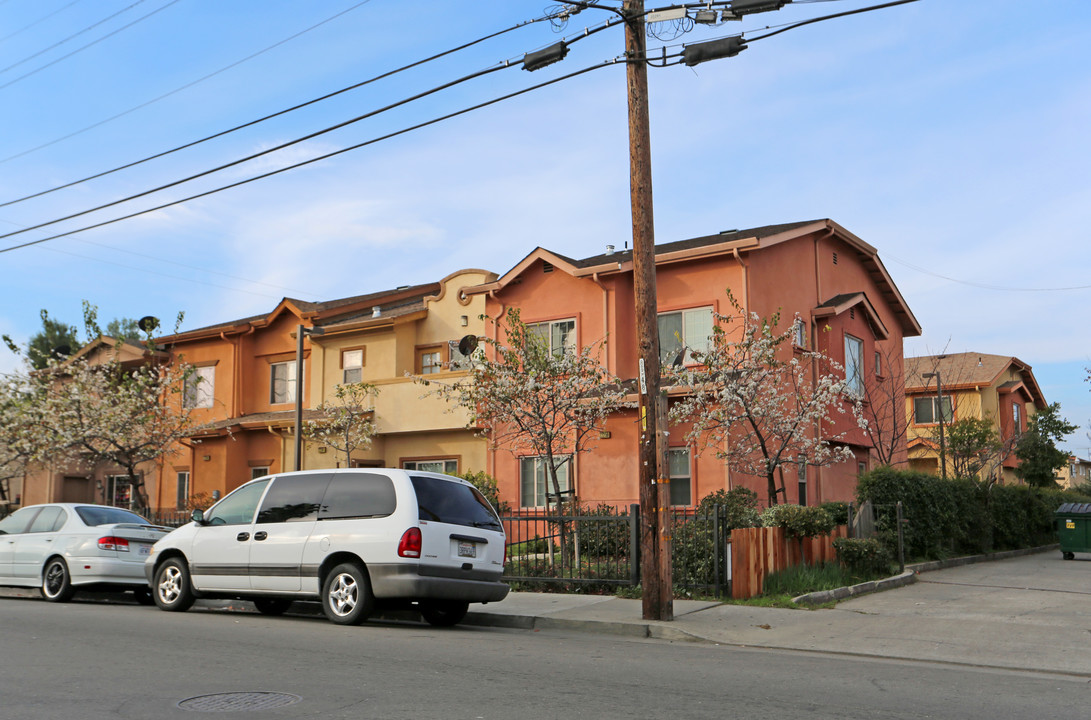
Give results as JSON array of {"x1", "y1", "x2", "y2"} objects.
[{"x1": 623, "y1": 0, "x2": 672, "y2": 622}]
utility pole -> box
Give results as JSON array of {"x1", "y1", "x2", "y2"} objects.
[{"x1": 623, "y1": 0, "x2": 672, "y2": 622}]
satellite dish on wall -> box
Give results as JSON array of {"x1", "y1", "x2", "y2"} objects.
[
  {"x1": 137, "y1": 316, "x2": 160, "y2": 333},
  {"x1": 457, "y1": 335, "x2": 479, "y2": 357}
]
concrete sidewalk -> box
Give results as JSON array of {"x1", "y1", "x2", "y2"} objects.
[{"x1": 462, "y1": 548, "x2": 1091, "y2": 677}]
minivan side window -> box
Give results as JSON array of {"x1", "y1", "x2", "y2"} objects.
[
  {"x1": 257, "y1": 473, "x2": 331, "y2": 523},
  {"x1": 318, "y1": 472, "x2": 396, "y2": 520},
  {"x1": 410, "y1": 476, "x2": 502, "y2": 530},
  {"x1": 205, "y1": 480, "x2": 270, "y2": 526}
]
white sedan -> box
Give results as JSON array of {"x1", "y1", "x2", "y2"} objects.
[{"x1": 0, "y1": 503, "x2": 171, "y2": 603}]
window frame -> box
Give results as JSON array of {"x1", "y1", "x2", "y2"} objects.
[
  {"x1": 527, "y1": 318, "x2": 577, "y2": 358},
  {"x1": 657, "y1": 306, "x2": 713, "y2": 366},
  {"x1": 402, "y1": 458, "x2": 459, "y2": 475},
  {"x1": 416, "y1": 345, "x2": 445, "y2": 375},
  {"x1": 269, "y1": 360, "x2": 299, "y2": 405},
  {"x1": 667, "y1": 447, "x2": 692, "y2": 507},
  {"x1": 519, "y1": 455, "x2": 571, "y2": 509},
  {"x1": 176, "y1": 470, "x2": 190, "y2": 510},
  {"x1": 183, "y1": 365, "x2": 215, "y2": 409},
  {"x1": 341, "y1": 347, "x2": 365, "y2": 385},
  {"x1": 913, "y1": 395, "x2": 953, "y2": 426},
  {"x1": 844, "y1": 333, "x2": 864, "y2": 397}
]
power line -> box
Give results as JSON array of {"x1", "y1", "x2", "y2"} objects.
[
  {"x1": 0, "y1": 62, "x2": 512, "y2": 243},
  {"x1": 0, "y1": 10, "x2": 550, "y2": 209},
  {"x1": 887, "y1": 255, "x2": 1091, "y2": 293},
  {"x1": 0, "y1": 0, "x2": 375, "y2": 165},
  {"x1": 0, "y1": 0, "x2": 181, "y2": 91},
  {"x1": 0, "y1": 0, "x2": 85, "y2": 44},
  {"x1": 0, "y1": 60, "x2": 617, "y2": 255},
  {"x1": 0, "y1": 0, "x2": 147, "y2": 75}
]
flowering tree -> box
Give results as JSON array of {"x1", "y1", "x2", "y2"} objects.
[
  {"x1": 420, "y1": 308, "x2": 629, "y2": 507},
  {"x1": 301, "y1": 381, "x2": 379, "y2": 467},
  {"x1": 669, "y1": 296, "x2": 865, "y2": 506},
  {"x1": 859, "y1": 344, "x2": 909, "y2": 467},
  {"x1": 29, "y1": 353, "x2": 201, "y2": 514},
  {"x1": 0, "y1": 374, "x2": 39, "y2": 506}
]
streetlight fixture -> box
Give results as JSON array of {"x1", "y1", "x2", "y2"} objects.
[
  {"x1": 922, "y1": 370, "x2": 947, "y2": 479},
  {"x1": 294, "y1": 324, "x2": 325, "y2": 472}
]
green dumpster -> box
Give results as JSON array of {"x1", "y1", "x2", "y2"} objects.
[{"x1": 1055, "y1": 503, "x2": 1091, "y2": 560}]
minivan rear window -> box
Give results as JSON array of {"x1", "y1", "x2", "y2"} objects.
[
  {"x1": 410, "y1": 475, "x2": 503, "y2": 530},
  {"x1": 319, "y1": 472, "x2": 397, "y2": 520}
]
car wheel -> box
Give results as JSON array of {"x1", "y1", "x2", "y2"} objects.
[
  {"x1": 41, "y1": 557, "x2": 76, "y2": 603},
  {"x1": 420, "y1": 600, "x2": 469, "y2": 627},
  {"x1": 154, "y1": 558, "x2": 196, "y2": 612},
  {"x1": 1063, "y1": 552, "x2": 1075, "y2": 561},
  {"x1": 132, "y1": 587, "x2": 155, "y2": 606},
  {"x1": 321, "y1": 563, "x2": 374, "y2": 625},
  {"x1": 253, "y1": 598, "x2": 293, "y2": 616}
]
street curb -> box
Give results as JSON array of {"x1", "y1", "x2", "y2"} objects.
[
  {"x1": 906, "y1": 543, "x2": 1057, "y2": 573},
  {"x1": 791, "y1": 569, "x2": 918, "y2": 606},
  {"x1": 461, "y1": 611, "x2": 705, "y2": 642}
]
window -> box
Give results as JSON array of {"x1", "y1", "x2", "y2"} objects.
[
  {"x1": 257, "y1": 473, "x2": 331, "y2": 523},
  {"x1": 106, "y1": 475, "x2": 133, "y2": 509},
  {"x1": 417, "y1": 347, "x2": 443, "y2": 375},
  {"x1": 183, "y1": 366, "x2": 215, "y2": 409},
  {"x1": 0, "y1": 507, "x2": 39, "y2": 535},
  {"x1": 251, "y1": 466, "x2": 270, "y2": 480},
  {"x1": 520, "y1": 456, "x2": 570, "y2": 508},
  {"x1": 1013, "y1": 403, "x2": 1022, "y2": 432},
  {"x1": 798, "y1": 462, "x2": 808, "y2": 507},
  {"x1": 858, "y1": 461, "x2": 868, "y2": 476},
  {"x1": 792, "y1": 319, "x2": 807, "y2": 349},
  {"x1": 205, "y1": 479, "x2": 270, "y2": 526},
  {"x1": 403, "y1": 459, "x2": 458, "y2": 474},
  {"x1": 658, "y1": 307, "x2": 713, "y2": 365},
  {"x1": 270, "y1": 361, "x2": 298, "y2": 404},
  {"x1": 342, "y1": 349, "x2": 364, "y2": 384},
  {"x1": 528, "y1": 319, "x2": 576, "y2": 357},
  {"x1": 320, "y1": 472, "x2": 397, "y2": 520},
  {"x1": 176, "y1": 471, "x2": 190, "y2": 510},
  {"x1": 411, "y1": 475, "x2": 501, "y2": 529},
  {"x1": 447, "y1": 339, "x2": 472, "y2": 371},
  {"x1": 875, "y1": 351, "x2": 882, "y2": 376},
  {"x1": 28, "y1": 506, "x2": 66, "y2": 533},
  {"x1": 668, "y1": 448, "x2": 692, "y2": 506},
  {"x1": 913, "y1": 396, "x2": 953, "y2": 425},
  {"x1": 844, "y1": 334, "x2": 864, "y2": 396}
]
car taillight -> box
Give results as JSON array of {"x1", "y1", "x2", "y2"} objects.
[
  {"x1": 98, "y1": 536, "x2": 130, "y2": 552},
  {"x1": 398, "y1": 527, "x2": 422, "y2": 558}
]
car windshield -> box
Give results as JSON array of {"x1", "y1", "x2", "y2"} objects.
[
  {"x1": 410, "y1": 475, "x2": 503, "y2": 530},
  {"x1": 75, "y1": 506, "x2": 151, "y2": 527}
]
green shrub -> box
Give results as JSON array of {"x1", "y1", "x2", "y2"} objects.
[
  {"x1": 459, "y1": 470, "x2": 507, "y2": 514},
  {"x1": 760, "y1": 504, "x2": 836, "y2": 539},
  {"x1": 697, "y1": 487, "x2": 761, "y2": 530},
  {"x1": 576, "y1": 503, "x2": 630, "y2": 558},
  {"x1": 819, "y1": 501, "x2": 851, "y2": 527},
  {"x1": 833, "y1": 537, "x2": 893, "y2": 576}
]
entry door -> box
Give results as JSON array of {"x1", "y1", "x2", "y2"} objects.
[{"x1": 248, "y1": 473, "x2": 331, "y2": 592}]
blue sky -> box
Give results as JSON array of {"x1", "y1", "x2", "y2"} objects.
[{"x1": 1, "y1": 0, "x2": 1089, "y2": 453}]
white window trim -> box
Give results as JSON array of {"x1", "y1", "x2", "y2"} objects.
[{"x1": 657, "y1": 306, "x2": 714, "y2": 365}]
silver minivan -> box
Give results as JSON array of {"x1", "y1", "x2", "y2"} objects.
[{"x1": 145, "y1": 469, "x2": 508, "y2": 626}]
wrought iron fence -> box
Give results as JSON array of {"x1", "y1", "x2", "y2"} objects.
[
  {"x1": 147, "y1": 509, "x2": 192, "y2": 528},
  {"x1": 502, "y1": 503, "x2": 732, "y2": 597}
]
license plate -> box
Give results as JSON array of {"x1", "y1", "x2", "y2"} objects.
[
  {"x1": 137, "y1": 544, "x2": 151, "y2": 556},
  {"x1": 457, "y1": 541, "x2": 476, "y2": 558}
]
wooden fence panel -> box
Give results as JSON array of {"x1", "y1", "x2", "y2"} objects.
[{"x1": 731, "y1": 526, "x2": 847, "y2": 599}]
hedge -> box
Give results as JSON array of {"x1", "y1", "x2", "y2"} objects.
[{"x1": 856, "y1": 466, "x2": 1091, "y2": 561}]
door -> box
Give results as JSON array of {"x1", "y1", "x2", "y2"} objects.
[
  {"x1": 249, "y1": 473, "x2": 332, "y2": 592},
  {"x1": 0, "y1": 507, "x2": 40, "y2": 582},
  {"x1": 12, "y1": 506, "x2": 67, "y2": 579},
  {"x1": 188, "y1": 480, "x2": 270, "y2": 592}
]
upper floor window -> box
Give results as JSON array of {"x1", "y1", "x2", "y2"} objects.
[
  {"x1": 342, "y1": 348, "x2": 364, "y2": 384},
  {"x1": 874, "y1": 351, "x2": 883, "y2": 377},
  {"x1": 176, "y1": 471, "x2": 190, "y2": 510},
  {"x1": 658, "y1": 307, "x2": 713, "y2": 365},
  {"x1": 668, "y1": 448, "x2": 692, "y2": 507},
  {"x1": 270, "y1": 361, "x2": 298, "y2": 404},
  {"x1": 1013, "y1": 402, "x2": 1022, "y2": 432},
  {"x1": 844, "y1": 334, "x2": 864, "y2": 396},
  {"x1": 447, "y1": 339, "x2": 473, "y2": 371},
  {"x1": 404, "y1": 458, "x2": 459, "y2": 474},
  {"x1": 913, "y1": 395, "x2": 953, "y2": 425},
  {"x1": 528, "y1": 319, "x2": 576, "y2": 357},
  {"x1": 183, "y1": 366, "x2": 215, "y2": 409},
  {"x1": 417, "y1": 346, "x2": 443, "y2": 374},
  {"x1": 792, "y1": 318, "x2": 807, "y2": 349}
]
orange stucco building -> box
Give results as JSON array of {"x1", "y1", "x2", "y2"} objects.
[{"x1": 465, "y1": 219, "x2": 921, "y2": 509}]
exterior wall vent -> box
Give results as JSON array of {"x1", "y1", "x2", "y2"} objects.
[
  {"x1": 542, "y1": 262, "x2": 554, "y2": 273},
  {"x1": 605, "y1": 245, "x2": 615, "y2": 255},
  {"x1": 833, "y1": 252, "x2": 839, "y2": 265},
  {"x1": 372, "y1": 306, "x2": 381, "y2": 318}
]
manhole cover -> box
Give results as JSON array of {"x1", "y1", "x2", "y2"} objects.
[{"x1": 178, "y1": 692, "x2": 302, "y2": 713}]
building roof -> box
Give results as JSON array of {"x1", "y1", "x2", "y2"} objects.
[{"x1": 905, "y1": 352, "x2": 1047, "y2": 408}]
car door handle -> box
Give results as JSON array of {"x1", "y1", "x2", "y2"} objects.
[
  {"x1": 254, "y1": 531, "x2": 268, "y2": 541},
  {"x1": 237, "y1": 532, "x2": 250, "y2": 541}
]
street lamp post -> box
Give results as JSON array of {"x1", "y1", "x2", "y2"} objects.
[
  {"x1": 922, "y1": 371, "x2": 946, "y2": 479},
  {"x1": 294, "y1": 324, "x2": 324, "y2": 472}
]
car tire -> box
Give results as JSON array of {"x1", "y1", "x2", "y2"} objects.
[
  {"x1": 1063, "y1": 552, "x2": 1075, "y2": 561},
  {"x1": 420, "y1": 600, "x2": 469, "y2": 627},
  {"x1": 253, "y1": 598, "x2": 293, "y2": 616},
  {"x1": 154, "y1": 558, "x2": 196, "y2": 612},
  {"x1": 41, "y1": 557, "x2": 76, "y2": 603},
  {"x1": 133, "y1": 587, "x2": 155, "y2": 606},
  {"x1": 321, "y1": 562, "x2": 374, "y2": 625}
]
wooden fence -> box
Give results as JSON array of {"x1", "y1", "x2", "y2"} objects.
[{"x1": 730, "y1": 525, "x2": 847, "y2": 599}]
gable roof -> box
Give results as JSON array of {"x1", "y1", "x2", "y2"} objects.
[
  {"x1": 465, "y1": 219, "x2": 921, "y2": 337},
  {"x1": 813, "y1": 292, "x2": 890, "y2": 341},
  {"x1": 904, "y1": 352, "x2": 1047, "y2": 408}
]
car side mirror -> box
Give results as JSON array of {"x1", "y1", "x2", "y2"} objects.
[{"x1": 191, "y1": 509, "x2": 207, "y2": 526}]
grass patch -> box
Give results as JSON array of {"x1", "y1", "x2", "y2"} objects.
[{"x1": 722, "y1": 561, "x2": 893, "y2": 609}]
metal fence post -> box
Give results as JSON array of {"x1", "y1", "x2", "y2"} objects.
[
  {"x1": 629, "y1": 503, "x2": 641, "y2": 587},
  {"x1": 896, "y1": 501, "x2": 905, "y2": 573},
  {"x1": 713, "y1": 505, "x2": 722, "y2": 597}
]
